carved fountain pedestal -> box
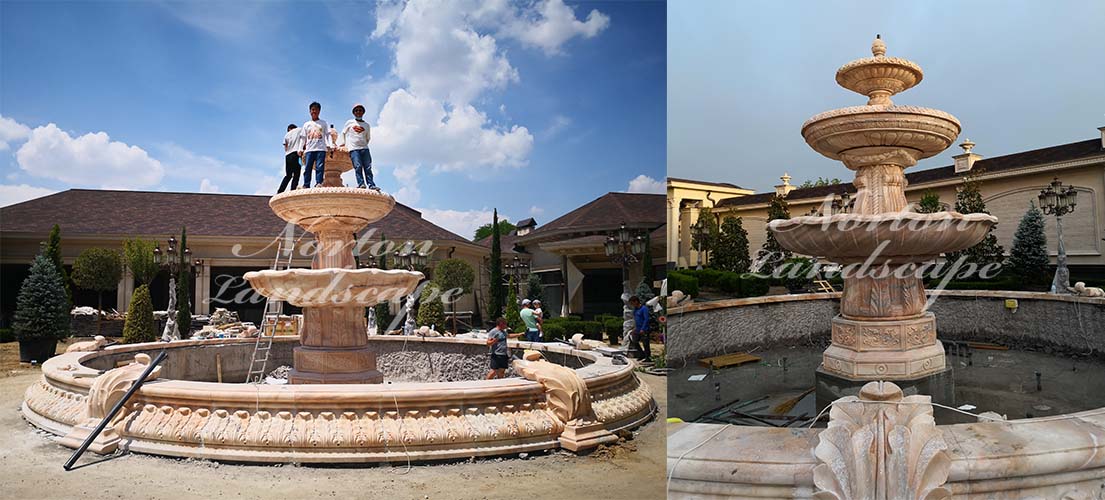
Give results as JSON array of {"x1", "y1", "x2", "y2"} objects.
[
  {"x1": 769, "y1": 37, "x2": 997, "y2": 408},
  {"x1": 245, "y1": 157, "x2": 422, "y2": 384}
]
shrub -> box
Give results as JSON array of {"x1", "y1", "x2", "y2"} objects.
[
  {"x1": 542, "y1": 322, "x2": 566, "y2": 342},
  {"x1": 14, "y1": 254, "x2": 71, "y2": 342},
  {"x1": 694, "y1": 268, "x2": 724, "y2": 288},
  {"x1": 1007, "y1": 203, "x2": 1050, "y2": 286},
  {"x1": 718, "y1": 272, "x2": 741, "y2": 293},
  {"x1": 0, "y1": 328, "x2": 13, "y2": 343},
  {"x1": 123, "y1": 284, "x2": 156, "y2": 343},
  {"x1": 780, "y1": 257, "x2": 816, "y2": 293},
  {"x1": 505, "y1": 278, "x2": 523, "y2": 333},
  {"x1": 667, "y1": 270, "x2": 699, "y2": 297},
  {"x1": 738, "y1": 275, "x2": 770, "y2": 297},
  {"x1": 416, "y1": 282, "x2": 446, "y2": 330}
]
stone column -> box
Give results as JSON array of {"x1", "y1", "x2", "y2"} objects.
[
  {"x1": 667, "y1": 198, "x2": 681, "y2": 269},
  {"x1": 116, "y1": 270, "x2": 132, "y2": 313}
]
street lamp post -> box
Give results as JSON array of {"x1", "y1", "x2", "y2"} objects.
[
  {"x1": 604, "y1": 222, "x2": 647, "y2": 355},
  {"x1": 504, "y1": 255, "x2": 530, "y2": 296},
  {"x1": 1038, "y1": 177, "x2": 1078, "y2": 294},
  {"x1": 154, "y1": 236, "x2": 195, "y2": 341}
]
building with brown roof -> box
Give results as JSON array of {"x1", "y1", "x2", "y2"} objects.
[
  {"x1": 474, "y1": 192, "x2": 665, "y2": 318},
  {"x1": 670, "y1": 129, "x2": 1105, "y2": 276},
  {"x1": 0, "y1": 189, "x2": 489, "y2": 326}
]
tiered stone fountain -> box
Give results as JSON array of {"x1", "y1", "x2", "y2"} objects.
[
  {"x1": 244, "y1": 157, "x2": 421, "y2": 383},
  {"x1": 769, "y1": 36, "x2": 997, "y2": 404}
]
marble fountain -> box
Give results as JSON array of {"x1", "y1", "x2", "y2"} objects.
[
  {"x1": 666, "y1": 37, "x2": 1105, "y2": 497},
  {"x1": 22, "y1": 152, "x2": 655, "y2": 463}
]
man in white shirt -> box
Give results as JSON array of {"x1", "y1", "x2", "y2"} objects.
[
  {"x1": 300, "y1": 101, "x2": 333, "y2": 188},
  {"x1": 277, "y1": 124, "x2": 302, "y2": 193},
  {"x1": 338, "y1": 103, "x2": 378, "y2": 191}
]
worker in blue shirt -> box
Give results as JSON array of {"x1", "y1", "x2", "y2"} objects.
[{"x1": 629, "y1": 295, "x2": 651, "y2": 359}]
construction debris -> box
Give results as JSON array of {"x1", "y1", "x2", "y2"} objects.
[{"x1": 698, "y1": 352, "x2": 762, "y2": 369}]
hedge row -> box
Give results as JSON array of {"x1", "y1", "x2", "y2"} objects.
[{"x1": 669, "y1": 269, "x2": 770, "y2": 298}]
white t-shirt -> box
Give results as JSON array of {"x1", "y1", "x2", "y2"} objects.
[
  {"x1": 300, "y1": 119, "x2": 332, "y2": 153},
  {"x1": 283, "y1": 128, "x2": 303, "y2": 155},
  {"x1": 339, "y1": 119, "x2": 371, "y2": 151}
]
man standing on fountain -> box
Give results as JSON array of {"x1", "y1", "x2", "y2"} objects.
[
  {"x1": 486, "y1": 317, "x2": 523, "y2": 379},
  {"x1": 338, "y1": 103, "x2": 379, "y2": 191},
  {"x1": 299, "y1": 101, "x2": 333, "y2": 189}
]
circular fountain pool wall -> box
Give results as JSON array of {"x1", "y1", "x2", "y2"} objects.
[{"x1": 23, "y1": 337, "x2": 653, "y2": 463}]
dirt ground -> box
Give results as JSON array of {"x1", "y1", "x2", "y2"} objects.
[{"x1": 0, "y1": 341, "x2": 668, "y2": 500}]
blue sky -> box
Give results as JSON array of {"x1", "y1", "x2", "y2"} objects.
[
  {"x1": 0, "y1": 0, "x2": 666, "y2": 238},
  {"x1": 669, "y1": 0, "x2": 1105, "y2": 192}
]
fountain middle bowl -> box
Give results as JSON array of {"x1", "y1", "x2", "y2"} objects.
[
  {"x1": 800, "y1": 105, "x2": 961, "y2": 165},
  {"x1": 768, "y1": 212, "x2": 998, "y2": 263},
  {"x1": 244, "y1": 268, "x2": 423, "y2": 307}
]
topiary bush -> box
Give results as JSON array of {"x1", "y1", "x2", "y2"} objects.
[
  {"x1": 14, "y1": 254, "x2": 71, "y2": 343},
  {"x1": 738, "y1": 274, "x2": 770, "y2": 297},
  {"x1": 542, "y1": 322, "x2": 565, "y2": 342},
  {"x1": 123, "y1": 284, "x2": 156, "y2": 343},
  {"x1": 416, "y1": 282, "x2": 446, "y2": 330},
  {"x1": 667, "y1": 270, "x2": 699, "y2": 297}
]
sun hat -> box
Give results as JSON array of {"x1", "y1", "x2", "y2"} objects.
[{"x1": 352, "y1": 103, "x2": 366, "y2": 113}]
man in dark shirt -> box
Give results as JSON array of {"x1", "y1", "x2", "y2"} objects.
[
  {"x1": 630, "y1": 295, "x2": 651, "y2": 359},
  {"x1": 486, "y1": 317, "x2": 522, "y2": 379}
]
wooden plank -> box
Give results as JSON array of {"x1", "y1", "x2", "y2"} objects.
[
  {"x1": 698, "y1": 352, "x2": 762, "y2": 369},
  {"x1": 966, "y1": 342, "x2": 1009, "y2": 351}
]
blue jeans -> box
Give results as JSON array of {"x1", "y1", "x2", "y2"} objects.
[
  {"x1": 525, "y1": 329, "x2": 541, "y2": 342},
  {"x1": 302, "y1": 151, "x2": 326, "y2": 188},
  {"x1": 349, "y1": 148, "x2": 375, "y2": 188}
]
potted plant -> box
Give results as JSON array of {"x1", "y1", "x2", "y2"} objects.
[{"x1": 14, "y1": 254, "x2": 72, "y2": 363}]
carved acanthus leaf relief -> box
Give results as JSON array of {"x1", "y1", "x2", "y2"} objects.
[
  {"x1": 813, "y1": 381, "x2": 951, "y2": 500},
  {"x1": 512, "y1": 358, "x2": 595, "y2": 425},
  {"x1": 84, "y1": 353, "x2": 162, "y2": 423}
]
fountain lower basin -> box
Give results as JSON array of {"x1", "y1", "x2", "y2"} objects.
[
  {"x1": 23, "y1": 337, "x2": 657, "y2": 463},
  {"x1": 768, "y1": 212, "x2": 997, "y2": 263},
  {"x1": 244, "y1": 268, "x2": 423, "y2": 307}
]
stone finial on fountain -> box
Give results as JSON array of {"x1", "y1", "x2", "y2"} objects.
[{"x1": 872, "y1": 34, "x2": 886, "y2": 57}]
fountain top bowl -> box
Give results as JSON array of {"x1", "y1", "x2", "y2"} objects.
[
  {"x1": 269, "y1": 187, "x2": 396, "y2": 233},
  {"x1": 835, "y1": 36, "x2": 924, "y2": 106}
]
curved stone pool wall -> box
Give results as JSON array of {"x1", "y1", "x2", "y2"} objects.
[
  {"x1": 667, "y1": 291, "x2": 1105, "y2": 362},
  {"x1": 23, "y1": 337, "x2": 654, "y2": 463}
]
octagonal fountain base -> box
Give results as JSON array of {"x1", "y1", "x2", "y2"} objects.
[
  {"x1": 22, "y1": 336, "x2": 656, "y2": 463},
  {"x1": 814, "y1": 365, "x2": 954, "y2": 412}
]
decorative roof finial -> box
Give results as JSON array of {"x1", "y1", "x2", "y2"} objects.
[
  {"x1": 959, "y1": 138, "x2": 975, "y2": 154},
  {"x1": 872, "y1": 34, "x2": 886, "y2": 57}
]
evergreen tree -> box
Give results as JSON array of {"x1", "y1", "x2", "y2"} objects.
[
  {"x1": 690, "y1": 206, "x2": 720, "y2": 266},
  {"x1": 756, "y1": 195, "x2": 792, "y2": 275},
  {"x1": 374, "y1": 234, "x2": 394, "y2": 330},
  {"x1": 122, "y1": 284, "x2": 156, "y2": 343},
  {"x1": 416, "y1": 281, "x2": 446, "y2": 331},
  {"x1": 434, "y1": 258, "x2": 475, "y2": 333},
  {"x1": 176, "y1": 227, "x2": 192, "y2": 336},
  {"x1": 525, "y1": 274, "x2": 545, "y2": 304},
  {"x1": 41, "y1": 224, "x2": 71, "y2": 305},
  {"x1": 487, "y1": 209, "x2": 504, "y2": 321},
  {"x1": 1007, "y1": 202, "x2": 1050, "y2": 286},
  {"x1": 713, "y1": 216, "x2": 752, "y2": 273},
  {"x1": 945, "y1": 173, "x2": 1004, "y2": 272},
  {"x1": 916, "y1": 190, "x2": 942, "y2": 214},
  {"x1": 71, "y1": 247, "x2": 122, "y2": 335},
  {"x1": 504, "y1": 277, "x2": 523, "y2": 332},
  {"x1": 14, "y1": 254, "x2": 71, "y2": 343}
]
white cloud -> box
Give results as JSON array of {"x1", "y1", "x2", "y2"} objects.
[
  {"x1": 373, "y1": 89, "x2": 533, "y2": 173},
  {"x1": 503, "y1": 0, "x2": 610, "y2": 55},
  {"x1": 15, "y1": 124, "x2": 164, "y2": 189},
  {"x1": 542, "y1": 114, "x2": 572, "y2": 141},
  {"x1": 199, "y1": 178, "x2": 221, "y2": 193},
  {"x1": 417, "y1": 207, "x2": 502, "y2": 239},
  {"x1": 0, "y1": 184, "x2": 56, "y2": 208},
  {"x1": 0, "y1": 115, "x2": 32, "y2": 151},
  {"x1": 392, "y1": 163, "x2": 421, "y2": 205},
  {"x1": 626, "y1": 174, "x2": 665, "y2": 194},
  {"x1": 529, "y1": 205, "x2": 545, "y2": 216}
]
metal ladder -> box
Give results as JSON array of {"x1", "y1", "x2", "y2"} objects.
[{"x1": 245, "y1": 241, "x2": 294, "y2": 383}]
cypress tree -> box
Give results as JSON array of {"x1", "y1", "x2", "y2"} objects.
[
  {"x1": 487, "y1": 209, "x2": 504, "y2": 320},
  {"x1": 756, "y1": 195, "x2": 792, "y2": 276},
  {"x1": 1007, "y1": 202, "x2": 1050, "y2": 286},
  {"x1": 504, "y1": 277, "x2": 522, "y2": 332},
  {"x1": 713, "y1": 216, "x2": 752, "y2": 274},
  {"x1": 176, "y1": 227, "x2": 192, "y2": 336},
  {"x1": 41, "y1": 224, "x2": 71, "y2": 306}
]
